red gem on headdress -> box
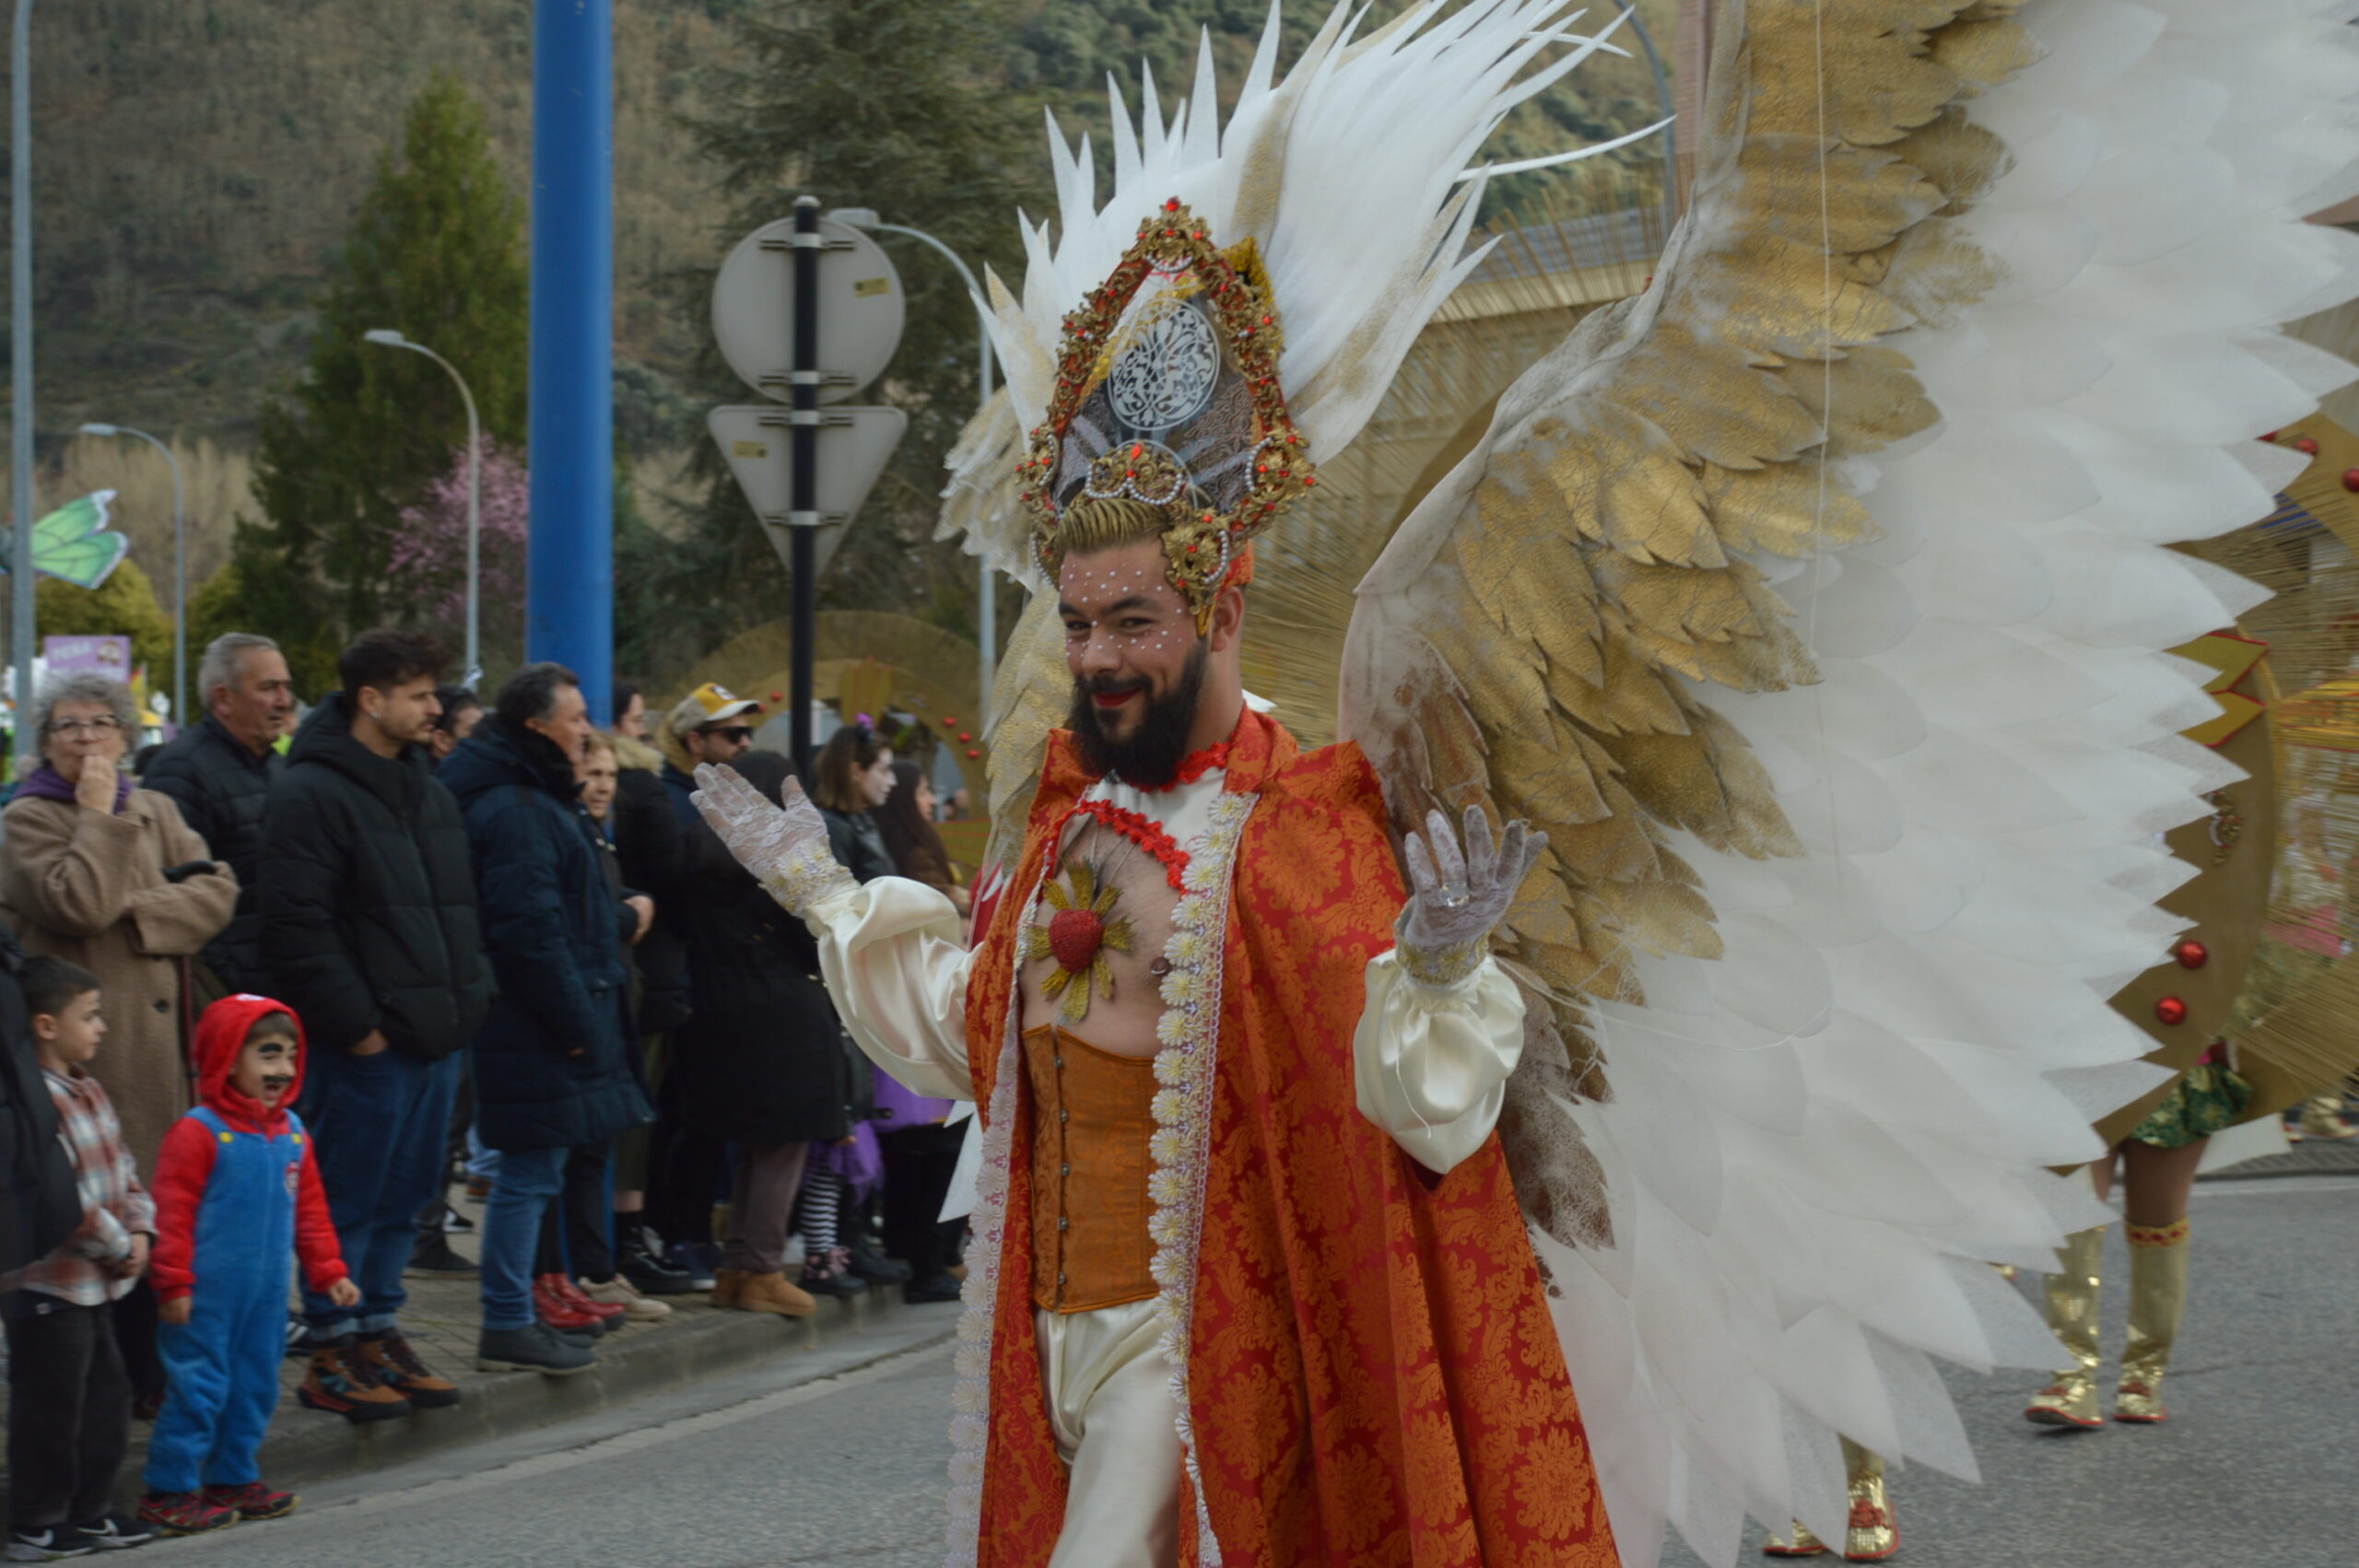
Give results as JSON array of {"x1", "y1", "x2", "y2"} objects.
[
  {"x1": 1303, "y1": 476, "x2": 1316, "y2": 487},
  {"x1": 1164, "y1": 197, "x2": 1180, "y2": 211}
]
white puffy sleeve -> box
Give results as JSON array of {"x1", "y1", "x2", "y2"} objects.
[
  {"x1": 803, "y1": 875, "x2": 978, "y2": 1102},
  {"x1": 1353, "y1": 951, "x2": 1525, "y2": 1176}
]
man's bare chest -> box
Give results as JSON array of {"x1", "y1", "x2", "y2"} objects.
[{"x1": 1015, "y1": 816, "x2": 1185, "y2": 1059}]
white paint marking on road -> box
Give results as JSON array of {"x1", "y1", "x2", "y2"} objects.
[{"x1": 163, "y1": 1336, "x2": 957, "y2": 1548}]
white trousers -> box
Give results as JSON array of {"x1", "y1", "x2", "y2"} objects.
[{"x1": 1036, "y1": 1299, "x2": 1184, "y2": 1568}]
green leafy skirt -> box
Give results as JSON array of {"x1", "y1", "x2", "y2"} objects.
[{"x1": 2128, "y1": 1060, "x2": 2253, "y2": 1149}]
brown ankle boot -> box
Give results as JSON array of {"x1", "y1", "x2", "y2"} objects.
[
  {"x1": 711, "y1": 1268, "x2": 747, "y2": 1309},
  {"x1": 296, "y1": 1339, "x2": 414, "y2": 1422},
  {"x1": 734, "y1": 1270, "x2": 816, "y2": 1318}
]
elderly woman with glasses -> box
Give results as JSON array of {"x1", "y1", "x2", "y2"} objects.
[{"x1": 0, "y1": 673, "x2": 239, "y2": 1174}]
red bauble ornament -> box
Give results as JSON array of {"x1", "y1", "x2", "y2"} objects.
[
  {"x1": 2154, "y1": 996, "x2": 2189, "y2": 1026},
  {"x1": 957, "y1": 731, "x2": 972, "y2": 743},
  {"x1": 2342, "y1": 468, "x2": 2359, "y2": 494},
  {"x1": 2294, "y1": 436, "x2": 2321, "y2": 455},
  {"x1": 769, "y1": 691, "x2": 783, "y2": 703},
  {"x1": 1048, "y1": 907, "x2": 1105, "y2": 973},
  {"x1": 2173, "y1": 940, "x2": 2209, "y2": 970},
  {"x1": 967, "y1": 747, "x2": 981, "y2": 759},
  {"x1": 943, "y1": 715, "x2": 958, "y2": 726}
]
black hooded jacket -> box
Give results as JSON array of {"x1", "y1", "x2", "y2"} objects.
[
  {"x1": 440, "y1": 718, "x2": 651, "y2": 1152},
  {"x1": 256, "y1": 695, "x2": 492, "y2": 1059},
  {"x1": 140, "y1": 713, "x2": 284, "y2": 992}
]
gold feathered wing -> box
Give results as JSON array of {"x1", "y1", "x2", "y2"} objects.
[{"x1": 1341, "y1": 3, "x2": 2357, "y2": 1564}]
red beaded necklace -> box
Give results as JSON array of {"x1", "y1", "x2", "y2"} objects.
[{"x1": 1053, "y1": 800, "x2": 1190, "y2": 892}]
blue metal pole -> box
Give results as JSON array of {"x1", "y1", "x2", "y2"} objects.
[{"x1": 527, "y1": 0, "x2": 613, "y2": 721}]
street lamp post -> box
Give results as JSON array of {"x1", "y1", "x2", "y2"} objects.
[
  {"x1": 78, "y1": 424, "x2": 183, "y2": 725},
  {"x1": 10, "y1": 0, "x2": 36, "y2": 765},
  {"x1": 825, "y1": 210, "x2": 999, "y2": 721},
  {"x1": 364, "y1": 330, "x2": 483, "y2": 685}
]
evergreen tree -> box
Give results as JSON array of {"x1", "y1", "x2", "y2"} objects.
[
  {"x1": 240, "y1": 73, "x2": 527, "y2": 694},
  {"x1": 642, "y1": 0, "x2": 1048, "y2": 671}
]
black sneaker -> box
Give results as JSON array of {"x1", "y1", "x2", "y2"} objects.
[
  {"x1": 476, "y1": 1322, "x2": 594, "y2": 1376},
  {"x1": 71, "y1": 1512, "x2": 156, "y2": 1550},
  {"x1": 800, "y1": 1246, "x2": 868, "y2": 1299},
  {"x1": 440, "y1": 1205, "x2": 475, "y2": 1235},
  {"x1": 6, "y1": 1525, "x2": 94, "y2": 1559},
  {"x1": 848, "y1": 1240, "x2": 911, "y2": 1285},
  {"x1": 905, "y1": 1271, "x2": 964, "y2": 1305},
  {"x1": 661, "y1": 1239, "x2": 718, "y2": 1292},
  {"x1": 618, "y1": 1234, "x2": 700, "y2": 1296},
  {"x1": 405, "y1": 1235, "x2": 478, "y2": 1278}
]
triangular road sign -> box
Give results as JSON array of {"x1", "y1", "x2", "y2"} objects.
[{"x1": 709, "y1": 405, "x2": 909, "y2": 578}]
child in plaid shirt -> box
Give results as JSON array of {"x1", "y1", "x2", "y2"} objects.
[{"x1": 0, "y1": 957, "x2": 158, "y2": 1558}]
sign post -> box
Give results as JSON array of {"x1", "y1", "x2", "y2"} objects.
[{"x1": 708, "y1": 199, "x2": 906, "y2": 775}]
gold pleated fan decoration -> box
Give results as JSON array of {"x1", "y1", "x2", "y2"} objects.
[{"x1": 2184, "y1": 414, "x2": 2359, "y2": 1104}]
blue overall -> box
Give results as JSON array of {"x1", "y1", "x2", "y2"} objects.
[{"x1": 144, "y1": 1106, "x2": 306, "y2": 1493}]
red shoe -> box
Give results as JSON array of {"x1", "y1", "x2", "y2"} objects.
[
  {"x1": 136, "y1": 1490, "x2": 238, "y2": 1536},
  {"x1": 201, "y1": 1481, "x2": 298, "y2": 1521},
  {"x1": 546, "y1": 1272, "x2": 626, "y2": 1323},
  {"x1": 534, "y1": 1273, "x2": 608, "y2": 1334}
]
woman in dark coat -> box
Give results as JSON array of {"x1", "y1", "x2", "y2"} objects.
[{"x1": 677, "y1": 751, "x2": 846, "y2": 1317}]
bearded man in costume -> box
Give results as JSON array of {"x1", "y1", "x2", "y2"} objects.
[
  {"x1": 693, "y1": 3, "x2": 2359, "y2": 1565},
  {"x1": 692, "y1": 355, "x2": 1619, "y2": 1568}
]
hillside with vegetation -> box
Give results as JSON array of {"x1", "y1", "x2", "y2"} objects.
[{"x1": 4, "y1": 0, "x2": 1674, "y2": 687}]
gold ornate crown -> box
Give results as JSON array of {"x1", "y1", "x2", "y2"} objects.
[{"x1": 1015, "y1": 200, "x2": 1316, "y2": 630}]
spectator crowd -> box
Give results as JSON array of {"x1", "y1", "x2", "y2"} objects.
[{"x1": 0, "y1": 630, "x2": 968, "y2": 1553}]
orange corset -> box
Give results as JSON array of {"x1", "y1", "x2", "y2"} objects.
[{"x1": 1022, "y1": 1024, "x2": 1158, "y2": 1314}]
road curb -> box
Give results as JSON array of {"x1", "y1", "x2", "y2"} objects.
[{"x1": 57, "y1": 1288, "x2": 936, "y2": 1514}]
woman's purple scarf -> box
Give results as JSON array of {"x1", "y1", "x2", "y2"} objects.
[{"x1": 15, "y1": 763, "x2": 132, "y2": 813}]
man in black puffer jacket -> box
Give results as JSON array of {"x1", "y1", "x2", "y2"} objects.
[
  {"x1": 440, "y1": 662, "x2": 652, "y2": 1376},
  {"x1": 140, "y1": 632, "x2": 297, "y2": 994},
  {"x1": 258, "y1": 630, "x2": 492, "y2": 1418}
]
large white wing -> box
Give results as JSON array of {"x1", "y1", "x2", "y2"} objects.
[{"x1": 1340, "y1": 3, "x2": 2359, "y2": 1562}]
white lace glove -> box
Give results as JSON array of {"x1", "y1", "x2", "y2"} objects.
[
  {"x1": 690, "y1": 762, "x2": 851, "y2": 917},
  {"x1": 1395, "y1": 805, "x2": 1545, "y2": 988}
]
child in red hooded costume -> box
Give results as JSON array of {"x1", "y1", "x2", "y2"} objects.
[{"x1": 139, "y1": 995, "x2": 355, "y2": 1536}]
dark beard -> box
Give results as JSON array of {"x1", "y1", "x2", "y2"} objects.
[{"x1": 1067, "y1": 639, "x2": 1209, "y2": 790}]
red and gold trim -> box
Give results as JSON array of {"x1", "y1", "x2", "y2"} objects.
[{"x1": 2126, "y1": 1217, "x2": 2189, "y2": 1248}]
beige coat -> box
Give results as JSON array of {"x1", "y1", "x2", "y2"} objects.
[{"x1": 1, "y1": 789, "x2": 240, "y2": 1169}]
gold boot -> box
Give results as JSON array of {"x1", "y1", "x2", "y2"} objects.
[
  {"x1": 2024, "y1": 1224, "x2": 2106, "y2": 1428},
  {"x1": 1838, "y1": 1442, "x2": 1895, "y2": 1562},
  {"x1": 2115, "y1": 1218, "x2": 2189, "y2": 1422},
  {"x1": 2297, "y1": 1094, "x2": 2355, "y2": 1141},
  {"x1": 1762, "y1": 1521, "x2": 1828, "y2": 1557}
]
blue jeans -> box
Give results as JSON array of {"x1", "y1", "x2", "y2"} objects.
[
  {"x1": 300, "y1": 1047, "x2": 462, "y2": 1338},
  {"x1": 478, "y1": 1145, "x2": 567, "y2": 1331}
]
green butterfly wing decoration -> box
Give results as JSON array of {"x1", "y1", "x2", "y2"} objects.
[{"x1": 0, "y1": 490, "x2": 131, "y2": 590}]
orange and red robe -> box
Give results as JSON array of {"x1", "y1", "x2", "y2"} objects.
[{"x1": 958, "y1": 710, "x2": 1616, "y2": 1567}]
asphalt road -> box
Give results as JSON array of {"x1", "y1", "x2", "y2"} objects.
[{"x1": 144, "y1": 1173, "x2": 2356, "y2": 1568}]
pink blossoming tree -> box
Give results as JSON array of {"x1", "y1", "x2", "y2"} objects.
[{"x1": 389, "y1": 439, "x2": 528, "y2": 671}]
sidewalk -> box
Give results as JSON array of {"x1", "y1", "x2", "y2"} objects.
[{"x1": 0, "y1": 1185, "x2": 957, "y2": 1511}]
